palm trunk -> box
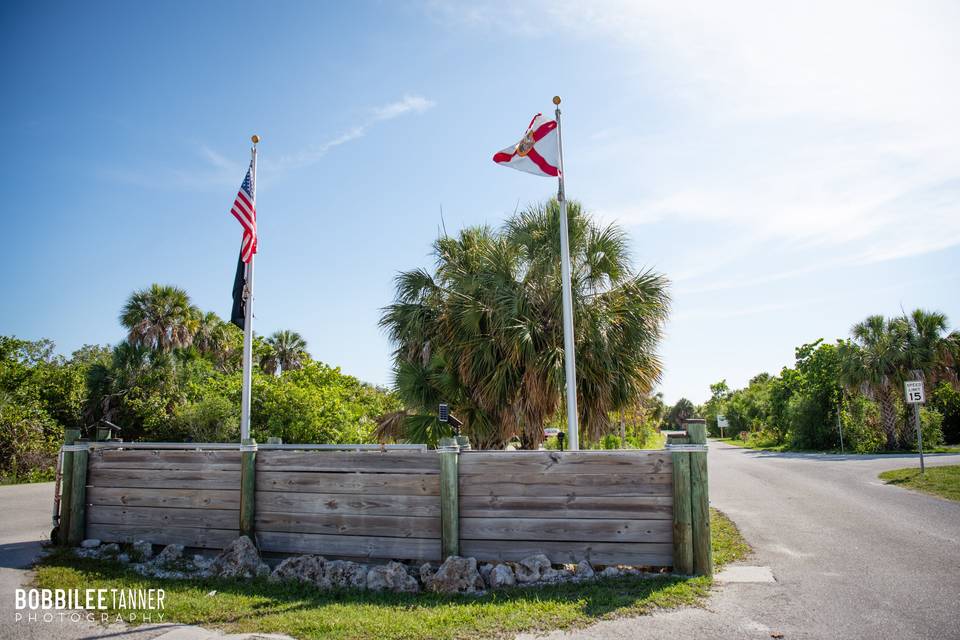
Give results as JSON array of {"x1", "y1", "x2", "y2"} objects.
[
  {"x1": 878, "y1": 389, "x2": 898, "y2": 450},
  {"x1": 619, "y1": 409, "x2": 626, "y2": 448}
]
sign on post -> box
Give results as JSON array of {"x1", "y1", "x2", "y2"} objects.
[
  {"x1": 717, "y1": 415, "x2": 729, "y2": 438},
  {"x1": 904, "y1": 379, "x2": 926, "y2": 473},
  {"x1": 904, "y1": 380, "x2": 925, "y2": 404}
]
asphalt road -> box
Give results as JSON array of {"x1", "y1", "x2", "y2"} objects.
[{"x1": 521, "y1": 442, "x2": 960, "y2": 640}]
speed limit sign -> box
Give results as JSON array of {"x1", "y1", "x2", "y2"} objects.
[{"x1": 905, "y1": 380, "x2": 925, "y2": 404}]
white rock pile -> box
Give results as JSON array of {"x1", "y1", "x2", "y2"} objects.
[{"x1": 75, "y1": 537, "x2": 654, "y2": 594}]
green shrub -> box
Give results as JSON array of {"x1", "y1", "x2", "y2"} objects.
[
  {"x1": 840, "y1": 395, "x2": 885, "y2": 453},
  {"x1": 930, "y1": 382, "x2": 960, "y2": 444},
  {"x1": 919, "y1": 407, "x2": 944, "y2": 449},
  {"x1": 170, "y1": 395, "x2": 239, "y2": 442}
]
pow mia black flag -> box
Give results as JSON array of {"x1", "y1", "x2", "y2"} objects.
[{"x1": 231, "y1": 251, "x2": 246, "y2": 330}]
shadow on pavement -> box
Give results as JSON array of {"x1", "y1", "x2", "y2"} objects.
[{"x1": 0, "y1": 540, "x2": 45, "y2": 569}]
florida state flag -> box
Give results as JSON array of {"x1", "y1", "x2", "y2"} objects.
[{"x1": 492, "y1": 113, "x2": 559, "y2": 177}]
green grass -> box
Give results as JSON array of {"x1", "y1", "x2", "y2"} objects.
[
  {"x1": 34, "y1": 509, "x2": 748, "y2": 640},
  {"x1": 879, "y1": 465, "x2": 960, "y2": 502},
  {"x1": 710, "y1": 508, "x2": 751, "y2": 567},
  {"x1": 0, "y1": 468, "x2": 55, "y2": 485},
  {"x1": 714, "y1": 437, "x2": 790, "y2": 453}
]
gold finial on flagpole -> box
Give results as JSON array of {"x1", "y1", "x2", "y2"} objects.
[
  {"x1": 251, "y1": 134, "x2": 261, "y2": 144},
  {"x1": 552, "y1": 96, "x2": 561, "y2": 105}
]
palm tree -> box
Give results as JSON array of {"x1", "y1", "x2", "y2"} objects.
[
  {"x1": 666, "y1": 398, "x2": 695, "y2": 428},
  {"x1": 379, "y1": 199, "x2": 670, "y2": 449},
  {"x1": 839, "y1": 315, "x2": 903, "y2": 449},
  {"x1": 898, "y1": 309, "x2": 959, "y2": 386},
  {"x1": 192, "y1": 312, "x2": 239, "y2": 371},
  {"x1": 120, "y1": 284, "x2": 199, "y2": 352},
  {"x1": 260, "y1": 330, "x2": 309, "y2": 375}
]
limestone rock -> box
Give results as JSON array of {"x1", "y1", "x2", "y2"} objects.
[
  {"x1": 547, "y1": 568, "x2": 574, "y2": 583},
  {"x1": 600, "y1": 566, "x2": 621, "y2": 578},
  {"x1": 320, "y1": 560, "x2": 367, "y2": 590},
  {"x1": 487, "y1": 563, "x2": 516, "y2": 589},
  {"x1": 269, "y1": 555, "x2": 326, "y2": 584},
  {"x1": 117, "y1": 553, "x2": 130, "y2": 564},
  {"x1": 575, "y1": 560, "x2": 595, "y2": 579},
  {"x1": 80, "y1": 539, "x2": 101, "y2": 549},
  {"x1": 479, "y1": 563, "x2": 494, "y2": 585},
  {"x1": 99, "y1": 543, "x2": 121, "y2": 556},
  {"x1": 155, "y1": 544, "x2": 184, "y2": 567},
  {"x1": 209, "y1": 536, "x2": 264, "y2": 579},
  {"x1": 366, "y1": 561, "x2": 420, "y2": 593},
  {"x1": 514, "y1": 554, "x2": 551, "y2": 583},
  {"x1": 419, "y1": 562, "x2": 436, "y2": 584},
  {"x1": 424, "y1": 556, "x2": 485, "y2": 594},
  {"x1": 132, "y1": 540, "x2": 153, "y2": 561}
]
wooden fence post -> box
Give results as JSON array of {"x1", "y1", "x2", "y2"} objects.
[
  {"x1": 67, "y1": 442, "x2": 89, "y2": 546},
  {"x1": 240, "y1": 439, "x2": 257, "y2": 540},
  {"x1": 671, "y1": 450, "x2": 693, "y2": 574},
  {"x1": 57, "y1": 429, "x2": 80, "y2": 546},
  {"x1": 687, "y1": 420, "x2": 713, "y2": 576},
  {"x1": 438, "y1": 438, "x2": 460, "y2": 560}
]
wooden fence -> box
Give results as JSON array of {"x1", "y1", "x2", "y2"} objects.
[{"x1": 56, "y1": 424, "x2": 711, "y2": 574}]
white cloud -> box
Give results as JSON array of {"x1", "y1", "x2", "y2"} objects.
[
  {"x1": 538, "y1": 1, "x2": 960, "y2": 289},
  {"x1": 273, "y1": 94, "x2": 436, "y2": 172},
  {"x1": 373, "y1": 94, "x2": 436, "y2": 121}
]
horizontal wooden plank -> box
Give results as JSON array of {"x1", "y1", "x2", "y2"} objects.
[
  {"x1": 89, "y1": 450, "x2": 240, "y2": 471},
  {"x1": 460, "y1": 517, "x2": 671, "y2": 543},
  {"x1": 459, "y1": 474, "x2": 673, "y2": 497},
  {"x1": 257, "y1": 472, "x2": 439, "y2": 496},
  {"x1": 88, "y1": 468, "x2": 240, "y2": 490},
  {"x1": 87, "y1": 505, "x2": 238, "y2": 529},
  {"x1": 257, "y1": 451, "x2": 439, "y2": 474},
  {"x1": 257, "y1": 531, "x2": 440, "y2": 562},
  {"x1": 85, "y1": 523, "x2": 239, "y2": 550},
  {"x1": 459, "y1": 450, "x2": 671, "y2": 475},
  {"x1": 87, "y1": 487, "x2": 241, "y2": 510},
  {"x1": 255, "y1": 512, "x2": 440, "y2": 538},
  {"x1": 460, "y1": 539, "x2": 673, "y2": 567},
  {"x1": 460, "y1": 495, "x2": 673, "y2": 520},
  {"x1": 256, "y1": 491, "x2": 440, "y2": 517}
]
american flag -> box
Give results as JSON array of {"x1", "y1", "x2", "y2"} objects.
[{"x1": 231, "y1": 161, "x2": 257, "y2": 263}]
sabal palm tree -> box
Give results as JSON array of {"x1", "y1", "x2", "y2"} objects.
[
  {"x1": 120, "y1": 284, "x2": 199, "y2": 352},
  {"x1": 193, "y1": 312, "x2": 239, "y2": 370},
  {"x1": 839, "y1": 315, "x2": 903, "y2": 449},
  {"x1": 898, "y1": 309, "x2": 959, "y2": 385},
  {"x1": 260, "y1": 330, "x2": 309, "y2": 375},
  {"x1": 379, "y1": 199, "x2": 670, "y2": 449},
  {"x1": 667, "y1": 398, "x2": 695, "y2": 428}
]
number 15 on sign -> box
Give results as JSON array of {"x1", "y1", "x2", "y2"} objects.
[{"x1": 905, "y1": 380, "x2": 925, "y2": 404}]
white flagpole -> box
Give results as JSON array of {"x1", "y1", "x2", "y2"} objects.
[
  {"x1": 553, "y1": 96, "x2": 579, "y2": 450},
  {"x1": 240, "y1": 136, "x2": 258, "y2": 443}
]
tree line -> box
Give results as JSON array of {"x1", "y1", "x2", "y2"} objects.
[
  {"x1": 0, "y1": 285, "x2": 399, "y2": 482},
  {"x1": 692, "y1": 310, "x2": 959, "y2": 451}
]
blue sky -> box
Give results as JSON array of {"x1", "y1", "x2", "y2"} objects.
[{"x1": 2, "y1": 1, "x2": 959, "y2": 404}]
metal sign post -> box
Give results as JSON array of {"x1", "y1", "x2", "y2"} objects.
[
  {"x1": 717, "y1": 415, "x2": 728, "y2": 439},
  {"x1": 904, "y1": 379, "x2": 926, "y2": 473}
]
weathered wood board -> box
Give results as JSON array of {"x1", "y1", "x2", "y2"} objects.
[
  {"x1": 256, "y1": 491, "x2": 440, "y2": 517},
  {"x1": 458, "y1": 450, "x2": 674, "y2": 567},
  {"x1": 459, "y1": 539, "x2": 674, "y2": 567},
  {"x1": 257, "y1": 472, "x2": 440, "y2": 495},
  {"x1": 258, "y1": 531, "x2": 440, "y2": 562},
  {"x1": 85, "y1": 523, "x2": 239, "y2": 549}
]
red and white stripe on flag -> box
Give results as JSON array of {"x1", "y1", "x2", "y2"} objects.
[
  {"x1": 492, "y1": 113, "x2": 559, "y2": 178},
  {"x1": 231, "y1": 161, "x2": 257, "y2": 263}
]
